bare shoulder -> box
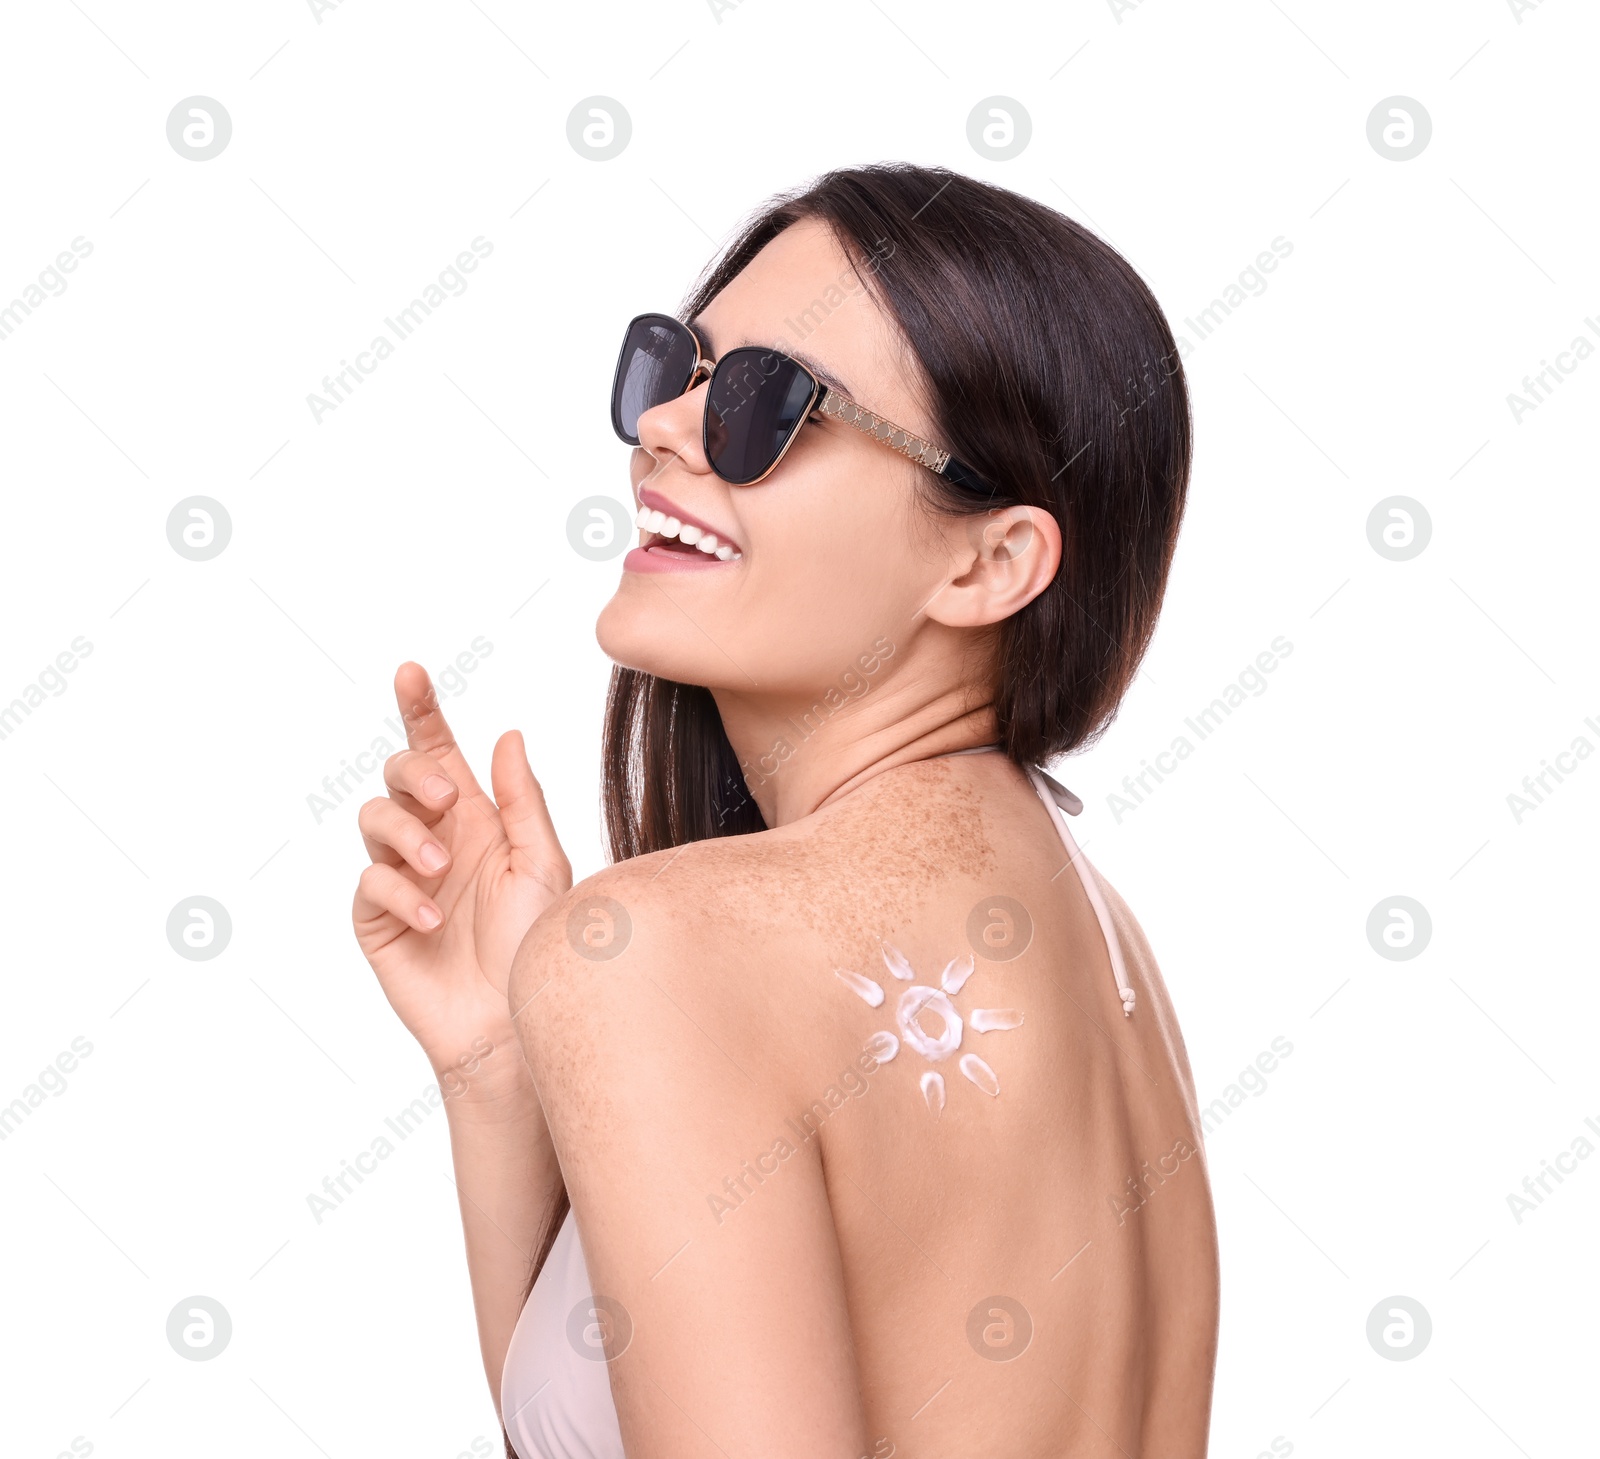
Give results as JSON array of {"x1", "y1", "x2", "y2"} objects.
[
  {"x1": 506, "y1": 769, "x2": 985, "y2": 1119},
  {"x1": 508, "y1": 826, "x2": 822, "y2": 1015},
  {"x1": 506, "y1": 829, "x2": 840, "y2": 1123}
]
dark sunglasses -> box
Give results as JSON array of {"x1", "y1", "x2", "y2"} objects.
[{"x1": 610, "y1": 312, "x2": 989, "y2": 492}]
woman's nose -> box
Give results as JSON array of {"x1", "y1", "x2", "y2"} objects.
[{"x1": 634, "y1": 378, "x2": 712, "y2": 476}]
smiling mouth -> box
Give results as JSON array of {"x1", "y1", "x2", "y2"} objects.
[{"x1": 634, "y1": 505, "x2": 743, "y2": 561}]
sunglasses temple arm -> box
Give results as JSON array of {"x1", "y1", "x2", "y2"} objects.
[
  {"x1": 937, "y1": 455, "x2": 993, "y2": 496},
  {"x1": 817, "y1": 388, "x2": 991, "y2": 496}
]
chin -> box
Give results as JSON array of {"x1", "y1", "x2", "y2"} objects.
[{"x1": 594, "y1": 589, "x2": 718, "y2": 686}]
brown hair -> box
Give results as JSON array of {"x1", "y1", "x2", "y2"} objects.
[
  {"x1": 601, "y1": 161, "x2": 1191, "y2": 860},
  {"x1": 506, "y1": 164, "x2": 1190, "y2": 1453}
]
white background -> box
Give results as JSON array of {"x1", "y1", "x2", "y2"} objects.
[{"x1": 2, "y1": 1, "x2": 1594, "y2": 1455}]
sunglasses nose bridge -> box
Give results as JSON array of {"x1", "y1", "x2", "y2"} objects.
[{"x1": 686, "y1": 356, "x2": 716, "y2": 390}]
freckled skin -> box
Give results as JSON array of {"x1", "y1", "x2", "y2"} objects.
[
  {"x1": 517, "y1": 749, "x2": 1219, "y2": 1456},
  {"x1": 689, "y1": 756, "x2": 998, "y2": 961}
]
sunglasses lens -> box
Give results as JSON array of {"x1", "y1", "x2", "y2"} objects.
[
  {"x1": 612, "y1": 315, "x2": 699, "y2": 444},
  {"x1": 705, "y1": 348, "x2": 818, "y2": 485}
]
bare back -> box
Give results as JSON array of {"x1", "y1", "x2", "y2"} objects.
[{"x1": 680, "y1": 750, "x2": 1219, "y2": 1456}]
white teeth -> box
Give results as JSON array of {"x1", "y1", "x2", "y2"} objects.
[{"x1": 633, "y1": 508, "x2": 741, "y2": 559}]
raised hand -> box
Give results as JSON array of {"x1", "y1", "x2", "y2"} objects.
[{"x1": 351, "y1": 662, "x2": 571, "y2": 1086}]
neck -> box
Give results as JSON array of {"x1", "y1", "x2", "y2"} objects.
[{"x1": 712, "y1": 672, "x2": 1000, "y2": 827}]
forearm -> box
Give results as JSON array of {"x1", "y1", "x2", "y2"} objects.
[{"x1": 443, "y1": 1052, "x2": 563, "y2": 1418}]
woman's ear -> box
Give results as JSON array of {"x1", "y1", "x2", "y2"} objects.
[{"x1": 922, "y1": 505, "x2": 1062, "y2": 629}]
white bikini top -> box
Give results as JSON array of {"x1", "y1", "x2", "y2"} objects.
[{"x1": 499, "y1": 751, "x2": 1135, "y2": 1459}]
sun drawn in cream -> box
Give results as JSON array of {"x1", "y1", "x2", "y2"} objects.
[{"x1": 835, "y1": 943, "x2": 1023, "y2": 1118}]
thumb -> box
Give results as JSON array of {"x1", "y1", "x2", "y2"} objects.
[{"x1": 490, "y1": 730, "x2": 570, "y2": 885}]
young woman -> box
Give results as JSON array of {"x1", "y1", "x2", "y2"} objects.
[{"x1": 351, "y1": 163, "x2": 1217, "y2": 1459}]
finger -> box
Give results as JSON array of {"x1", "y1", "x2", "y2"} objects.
[
  {"x1": 353, "y1": 861, "x2": 443, "y2": 934},
  {"x1": 393, "y1": 662, "x2": 488, "y2": 803},
  {"x1": 357, "y1": 796, "x2": 453, "y2": 878},
  {"x1": 382, "y1": 748, "x2": 460, "y2": 826},
  {"x1": 491, "y1": 731, "x2": 572, "y2": 890}
]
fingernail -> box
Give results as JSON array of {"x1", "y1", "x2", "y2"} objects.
[
  {"x1": 417, "y1": 904, "x2": 442, "y2": 930},
  {"x1": 422, "y1": 774, "x2": 453, "y2": 800},
  {"x1": 418, "y1": 843, "x2": 448, "y2": 874}
]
